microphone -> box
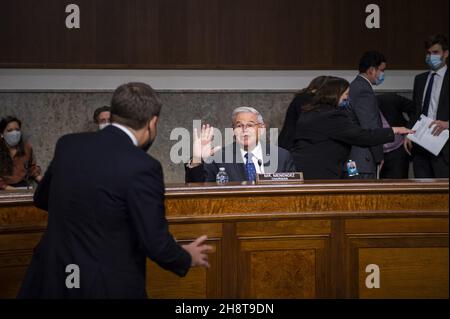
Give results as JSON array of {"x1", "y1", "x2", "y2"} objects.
[{"x1": 257, "y1": 159, "x2": 263, "y2": 172}]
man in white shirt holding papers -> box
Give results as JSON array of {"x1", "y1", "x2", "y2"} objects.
[{"x1": 405, "y1": 34, "x2": 449, "y2": 178}]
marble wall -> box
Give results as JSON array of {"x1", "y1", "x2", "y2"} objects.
[
  {"x1": 0, "y1": 91, "x2": 298, "y2": 183},
  {"x1": 0, "y1": 90, "x2": 413, "y2": 183}
]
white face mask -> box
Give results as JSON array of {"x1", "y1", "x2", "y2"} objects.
[
  {"x1": 3, "y1": 130, "x2": 22, "y2": 147},
  {"x1": 98, "y1": 123, "x2": 110, "y2": 130}
]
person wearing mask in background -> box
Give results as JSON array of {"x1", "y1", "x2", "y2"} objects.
[
  {"x1": 18, "y1": 83, "x2": 212, "y2": 298},
  {"x1": 291, "y1": 77, "x2": 413, "y2": 180},
  {"x1": 347, "y1": 51, "x2": 387, "y2": 179},
  {"x1": 0, "y1": 116, "x2": 42, "y2": 190},
  {"x1": 376, "y1": 93, "x2": 416, "y2": 178},
  {"x1": 93, "y1": 106, "x2": 111, "y2": 130},
  {"x1": 278, "y1": 76, "x2": 329, "y2": 151},
  {"x1": 404, "y1": 34, "x2": 449, "y2": 178}
]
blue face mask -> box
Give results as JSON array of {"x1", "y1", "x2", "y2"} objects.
[
  {"x1": 338, "y1": 99, "x2": 350, "y2": 109},
  {"x1": 374, "y1": 72, "x2": 385, "y2": 86},
  {"x1": 426, "y1": 54, "x2": 444, "y2": 70},
  {"x1": 3, "y1": 130, "x2": 22, "y2": 147}
]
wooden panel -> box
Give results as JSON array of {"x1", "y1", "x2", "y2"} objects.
[
  {"x1": 346, "y1": 218, "x2": 449, "y2": 234},
  {"x1": 0, "y1": 251, "x2": 33, "y2": 298},
  {"x1": 358, "y1": 247, "x2": 448, "y2": 298},
  {"x1": 169, "y1": 223, "x2": 223, "y2": 240},
  {"x1": 0, "y1": 0, "x2": 447, "y2": 69},
  {"x1": 0, "y1": 180, "x2": 447, "y2": 299},
  {"x1": 241, "y1": 238, "x2": 326, "y2": 251},
  {"x1": 238, "y1": 238, "x2": 329, "y2": 298},
  {"x1": 146, "y1": 223, "x2": 223, "y2": 298},
  {"x1": 237, "y1": 220, "x2": 330, "y2": 237},
  {"x1": 347, "y1": 236, "x2": 449, "y2": 299},
  {"x1": 166, "y1": 192, "x2": 448, "y2": 218},
  {"x1": 0, "y1": 232, "x2": 43, "y2": 251},
  {"x1": 216, "y1": 0, "x2": 336, "y2": 68},
  {"x1": 247, "y1": 250, "x2": 316, "y2": 298},
  {"x1": 146, "y1": 240, "x2": 220, "y2": 298},
  {"x1": 0, "y1": 205, "x2": 47, "y2": 228},
  {"x1": 0, "y1": 231, "x2": 42, "y2": 298}
]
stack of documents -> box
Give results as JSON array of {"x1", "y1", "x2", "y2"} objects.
[{"x1": 407, "y1": 115, "x2": 449, "y2": 156}]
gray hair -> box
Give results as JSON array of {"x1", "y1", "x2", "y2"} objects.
[{"x1": 231, "y1": 106, "x2": 264, "y2": 125}]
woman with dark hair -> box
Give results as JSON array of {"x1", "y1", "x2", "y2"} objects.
[
  {"x1": 0, "y1": 116, "x2": 42, "y2": 190},
  {"x1": 291, "y1": 77, "x2": 413, "y2": 179},
  {"x1": 278, "y1": 76, "x2": 329, "y2": 151}
]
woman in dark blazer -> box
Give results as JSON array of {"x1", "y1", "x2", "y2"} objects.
[
  {"x1": 291, "y1": 77, "x2": 413, "y2": 179},
  {"x1": 278, "y1": 76, "x2": 329, "y2": 151}
]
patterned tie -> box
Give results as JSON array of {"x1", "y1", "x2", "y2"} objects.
[
  {"x1": 244, "y1": 152, "x2": 257, "y2": 182},
  {"x1": 422, "y1": 72, "x2": 437, "y2": 116}
]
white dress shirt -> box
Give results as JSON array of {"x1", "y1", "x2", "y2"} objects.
[
  {"x1": 112, "y1": 123, "x2": 138, "y2": 146},
  {"x1": 422, "y1": 65, "x2": 447, "y2": 120},
  {"x1": 240, "y1": 143, "x2": 265, "y2": 174}
]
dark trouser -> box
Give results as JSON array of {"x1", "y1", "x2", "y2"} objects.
[
  {"x1": 413, "y1": 150, "x2": 449, "y2": 178},
  {"x1": 380, "y1": 146, "x2": 410, "y2": 179}
]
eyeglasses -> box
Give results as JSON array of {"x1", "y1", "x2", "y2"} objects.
[{"x1": 233, "y1": 122, "x2": 260, "y2": 130}]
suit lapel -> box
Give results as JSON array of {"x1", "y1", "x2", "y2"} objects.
[
  {"x1": 262, "y1": 145, "x2": 280, "y2": 173},
  {"x1": 418, "y1": 73, "x2": 428, "y2": 107},
  {"x1": 223, "y1": 142, "x2": 246, "y2": 181},
  {"x1": 233, "y1": 143, "x2": 247, "y2": 180},
  {"x1": 437, "y1": 69, "x2": 449, "y2": 119}
]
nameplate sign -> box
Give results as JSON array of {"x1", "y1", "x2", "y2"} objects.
[{"x1": 256, "y1": 172, "x2": 304, "y2": 184}]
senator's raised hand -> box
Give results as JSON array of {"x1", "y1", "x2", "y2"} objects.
[{"x1": 192, "y1": 124, "x2": 221, "y2": 164}]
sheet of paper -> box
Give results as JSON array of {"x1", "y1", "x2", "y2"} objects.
[{"x1": 407, "y1": 115, "x2": 449, "y2": 156}]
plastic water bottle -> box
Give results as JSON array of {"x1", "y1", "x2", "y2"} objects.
[
  {"x1": 346, "y1": 160, "x2": 359, "y2": 177},
  {"x1": 216, "y1": 167, "x2": 229, "y2": 184}
]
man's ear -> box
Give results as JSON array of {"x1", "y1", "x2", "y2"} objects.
[
  {"x1": 149, "y1": 116, "x2": 158, "y2": 129},
  {"x1": 444, "y1": 50, "x2": 449, "y2": 60}
]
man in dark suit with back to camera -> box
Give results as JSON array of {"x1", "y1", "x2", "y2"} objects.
[
  {"x1": 404, "y1": 34, "x2": 449, "y2": 178},
  {"x1": 185, "y1": 106, "x2": 296, "y2": 182},
  {"x1": 348, "y1": 51, "x2": 387, "y2": 179},
  {"x1": 18, "y1": 82, "x2": 212, "y2": 299}
]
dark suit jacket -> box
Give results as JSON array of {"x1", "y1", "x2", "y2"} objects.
[
  {"x1": 376, "y1": 93, "x2": 415, "y2": 127},
  {"x1": 185, "y1": 142, "x2": 296, "y2": 182},
  {"x1": 18, "y1": 125, "x2": 191, "y2": 299},
  {"x1": 291, "y1": 104, "x2": 394, "y2": 179},
  {"x1": 348, "y1": 75, "x2": 384, "y2": 173},
  {"x1": 278, "y1": 92, "x2": 314, "y2": 151},
  {"x1": 410, "y1": 68, "x2": 449, "y2": 162}
]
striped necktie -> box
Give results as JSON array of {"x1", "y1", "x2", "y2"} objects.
[{"x1": 244, "y1": 152, "x2": 257, "y2": 182}]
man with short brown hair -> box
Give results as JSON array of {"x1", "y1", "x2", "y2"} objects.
[{"x1": 19, "y1": 82, "x2": 212, "y2": 298}]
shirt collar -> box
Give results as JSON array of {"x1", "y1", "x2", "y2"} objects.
[
  {"x1": 240, "y1": 142, "x2": 263, "y2": 163},
  {"x1": 111, "y1": 123, "x2": 138, "y2": 146},
  {"x1": 432, "y1": 64, "x2": 447, "y2": 77}
]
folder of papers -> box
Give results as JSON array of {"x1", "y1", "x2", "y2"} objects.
[{"x1": 407, "y1": 115, "x2": 449, "y2": 156}]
